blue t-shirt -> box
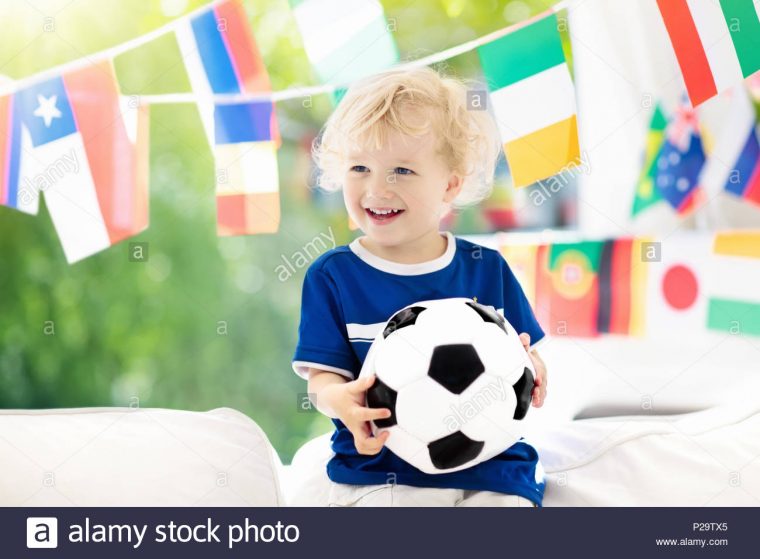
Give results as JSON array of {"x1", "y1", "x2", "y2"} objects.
[{"x1": 292, "y1": 230, "x2": 547, "y2": 506}]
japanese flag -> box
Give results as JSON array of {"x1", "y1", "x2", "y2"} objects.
[{"x1": 644, "y1": 233, "x2": 712, "y2": 337}]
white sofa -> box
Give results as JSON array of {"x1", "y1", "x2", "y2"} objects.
[
  {"x1": 2, "y1": 333, "x2": 758, "y2": 507},
  {"x1": 2, "y1": 400, "x2": 758, "y2": 507}
]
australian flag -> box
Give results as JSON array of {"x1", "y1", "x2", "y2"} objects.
[{"x1": 653, "y1": 104, "x2": 705, "y2": 214}]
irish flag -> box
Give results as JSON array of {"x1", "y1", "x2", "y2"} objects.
[
  {"x1": 478, "y1": 13, "x2": 580, "y2": 187},
  {"x1": 708, "y1": 231, "x2": 760, "y2": 336},
  {"x1": 656, "y1": 0, "x2": 760, "y2": 107}
]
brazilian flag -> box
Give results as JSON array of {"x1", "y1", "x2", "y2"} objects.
[{"x1": 632, "y1": 105, "x2": 667, "y2": 216}]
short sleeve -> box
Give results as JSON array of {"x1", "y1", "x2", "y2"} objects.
[
  {"x1": 499, "y1": 257, "x2": 546, "y2": 350},
  {"x1": 292, "y1": 266, "x2": 359, "y2": 381}
]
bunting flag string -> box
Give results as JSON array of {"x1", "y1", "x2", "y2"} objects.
[
  {"x1": 174, "y1": 0, "x2": 281, "y2": 235},
  {"x1": 2, "y1": 0, "x2": 760, "y2": 265},
  {"x1": 1, "y1": 0, "x2": 575, "y2": 263},
  {"x1": 495, "y1": 230, "x2": 760, "y2": 340}
]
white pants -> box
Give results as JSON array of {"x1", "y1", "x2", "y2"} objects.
[{"x1": 326, "y1": 481, "x2": 538, "y2": 507}]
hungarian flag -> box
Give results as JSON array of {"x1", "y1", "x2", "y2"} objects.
[
  {"x1": 0, "y1": 94, "x2": 38, "y2": 215},
  {"x1": 708, "y1": 231, "x2": 760, "y2": 336},
  {"x1": 597, "y1": 239, "x2": 647, "y2": 336},
  {"x1": 478, "y1": 13, "x2": 580, "y2": 187},
  {"x1": 699, "y1": 86, "x2": 760, "y2": 206},
  {"x1": 653, "y1": 103, "x2": 706, "y2": 214},
  {"x1": 645, "y1": 233, "x2": 710, "y2": 336},
  {"x1": 14, "y1": 60, "x2": 149, "y2": 263},
  {"x1": 543, "y1": 241, "x2": 604, "y2": 337},
  {"x1": 656, "y1": 0, "x2": 760, "y2": 107},
  {"x1": 632, "y1": 105, "x2": 667, "y2": 217},
  {"x1": 175, "y1": 0, "x2": 281, "y2": 235},
  {"x1": 289, "y1": 0, "x2": 399, "y2": 102}
]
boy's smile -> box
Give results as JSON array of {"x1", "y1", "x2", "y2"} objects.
[{"x1": 364, "y1": 207, "x2": 405, "y2": 225}]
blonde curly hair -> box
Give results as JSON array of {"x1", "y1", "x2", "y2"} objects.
[{"x1": 311, "y1": 65, "x2": 501, "y2": 209}]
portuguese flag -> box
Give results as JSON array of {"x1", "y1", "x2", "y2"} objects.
[
  {"x1": 478, "y1": 13, "x2": 580, "y2": 187},
  {"x1": 656, "y1": 0, "x2": 760, "y2": 107},
  {"x1": 544, "y1": 241, "x2": 604, "y2": 337}
]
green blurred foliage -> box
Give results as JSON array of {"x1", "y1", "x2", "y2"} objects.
[{"x1": 0, "y1": 0, "x2": 556, "y2": 462}]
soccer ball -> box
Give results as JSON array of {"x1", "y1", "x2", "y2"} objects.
[{"x1": 360, "y1": 297, "x2": 535, "y2": 474}]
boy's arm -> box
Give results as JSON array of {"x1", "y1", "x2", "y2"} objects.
[
  {"x1": 519, "y1": 333, "x2": 547, "y2": 408},
  {"x1": 307, "y1": 368, "x2": 349, "y2": 419}
]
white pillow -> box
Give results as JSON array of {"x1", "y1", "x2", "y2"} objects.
[
  {"x1": 0, "y1": 407, "x2": 285, "y2": 506},
  {"x1": 536, "y1": 401, "x2": 760, "y2": 506},
  {"x1": 282, "y1": 402, "x2": 760, "y2": 506}
]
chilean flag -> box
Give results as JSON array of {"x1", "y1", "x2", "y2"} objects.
[
  {"x1": 0, "y1": 94, "x2": 38, "y2": 214},
  {"x1": 14, "y1": 60, "x2": 149, "y2": 263},
  {"x1": 176, "y1": 0, "x2": 280, "y2": 235}
]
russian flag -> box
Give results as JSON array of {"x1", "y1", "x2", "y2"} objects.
[
  {"x1": 700, "y1": 87, "x2": 760, "y2": 207},
  {"x1": 14, "y1": 60, "x2": 149, "y2": 263},
  {"x1": 176, "y1": 0, "x2": 276, "y2": 144},
  {"x1": 0, "y1": 94, "x2": 38, "y2": 214},
  {"x1": 176, "y1": 0, "x2": 280, "y2": 235}
]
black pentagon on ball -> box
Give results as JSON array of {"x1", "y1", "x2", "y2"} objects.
[
  {"x1": 428, "y1": 431, "x2": 485, "y2": 470},
  {"x1": 383, "y1": 306, "x2": 427, "y2": 339},
  {"x1": 465, "y1": 300, "x2": 507, "y2": 334},
  {"x1": 427, "y1": 344, "x2": 485, "y2": 394},
  {"x1": 512, "y1": 367, "x2": 535, "y2": 420},
  {"x1": 366, "y1": 377, "x2": 398, "y2": 428}
]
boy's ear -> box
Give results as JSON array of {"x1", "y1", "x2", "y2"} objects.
[{"x1": 443, "y1": 173, "x2": 464, "y2": 203}]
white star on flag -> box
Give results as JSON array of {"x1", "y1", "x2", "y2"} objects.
[{"x1": 33, "y1": 94, "x2": 62, "y2": 127}]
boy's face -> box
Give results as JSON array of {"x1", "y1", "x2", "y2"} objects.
[{"x1": 342, "y1": 125, "x2": 462, "y2": 249}]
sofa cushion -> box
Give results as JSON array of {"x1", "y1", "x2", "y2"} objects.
[{"x1": 0, "y1": 407, "x2": 285, "y2": 506}]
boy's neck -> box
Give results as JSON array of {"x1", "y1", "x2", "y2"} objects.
[{"x1": 359, "y1": 230, "x2": 448, "y2": 265}]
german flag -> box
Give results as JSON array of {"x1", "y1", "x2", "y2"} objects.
[{"x1": 597, "y1": 239, "x2": 648, "y2": 336}]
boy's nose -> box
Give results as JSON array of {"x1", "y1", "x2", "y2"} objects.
[{"x1": 366, "y1": 175, "x2": 395, "y2": 199}]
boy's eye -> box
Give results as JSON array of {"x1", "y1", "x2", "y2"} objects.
[
  {"x1": 350, "y1": 165, "x2": 369, "y2": 173},
  {"x1": 395, "y1": 167, "x2": 414, "y2": 175}
]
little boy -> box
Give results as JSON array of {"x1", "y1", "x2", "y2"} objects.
[{"x1": 292, "y1": 66, "x2": 548, "y2": 507}]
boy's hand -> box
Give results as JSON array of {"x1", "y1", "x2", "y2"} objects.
[
  {"x1": 519, "y1": 333, "x2": 547, "y2": 407},
  {"x1": 322, "y1": 374, "x2": 391, "y2": 455}
]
